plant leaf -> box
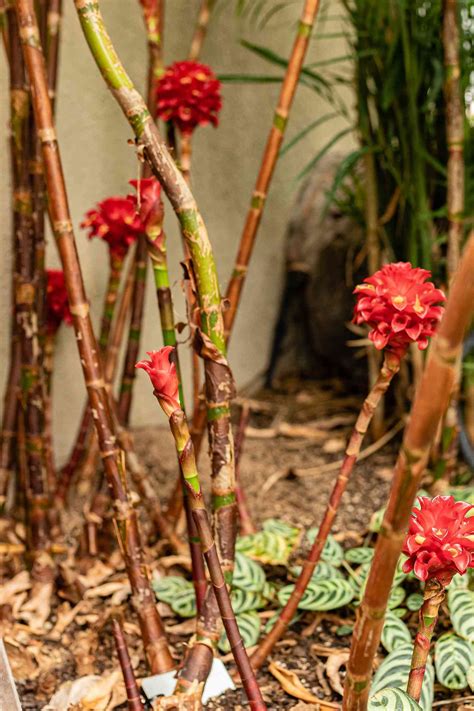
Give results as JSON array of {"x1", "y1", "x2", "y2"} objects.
[
  {"x1": 381, "y1": 611, "x2": 412, "y2": 653},
  {"x1": 268, "y1": 661, "x2": 320, "y2": 703},
  {"x1": 370, "y1": 644, "x2": 434, "y2": 711},
  {"x1": 435, "y1": 632, "x2": 474, "y2": 690},
  {"x1": 218, "y1": 610, "x2": 261, "y2": 653},
  {"x1": 368, "y1": 687, "x2": 423, "y2": 710},
  {"x1": 448, "y1": 587, "x2": 474, "y2": 642}
]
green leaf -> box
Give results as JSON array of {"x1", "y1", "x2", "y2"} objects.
[
  {"x1": 448, "y1": 587, "x2": 474, "y2": 642},
  {"x1": 381, "y1": 611, "x2": 412, "y2": 653},
  {"x1": 435, "y1": 633, "x2": 474, "y2": 690},
  {"x1": 278, "y1": 578, "x2": 354, "y2": 611},
  {"x1": 218, "y1": 73, "x2": 283, "y2": 84},
  {"x1": 236, "y1": 530, "x2": 291, "y2": 564},
  {"x1": 406, "y1": 593, "x2": 424, "y2": 612},
  {"x1": 280, "y1": 112, "x2": 340, "y2": 156},
  {"x1": 170, "y1": 589, "x2": 197, "y2": 618},
  {"x1": 297, "y1": 128, "x2": 353, "y2": 180},
  {"x1": 231, "y1": 588, "x2": 265, "y2": 614},
  {"x1": 218, "y1": 611, "x2": 261, "y2": 653},
  {"x1": 370, "y1": 645, "x2": 434, "y2": 711},
  {"x1": 152, "y1": 575, "x2": 193, "y2": 605},
  {"x1": 305, "y1": 532, "x2": 344, "y2": 567},
  {"x1": 262, "y1": 518, "x2": 300, "y2": 545},
  {"x1": 344, "y1": 547, "x2": 374, "y2": 565},
  {"x1": 368, "y1": 688, "x2": 423, "y2": 710},
  {"x1": 233, "y1": 552, "x2": 266, "y2": 592},
  {"x1": 388, "y1": 586, "x2": 406, "y2": 610},
  {"x1": 290, "y1": 561, "x2": 344, "y2": 582}
]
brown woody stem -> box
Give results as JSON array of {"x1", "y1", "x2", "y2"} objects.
[
  {"x1": 234, "y1": 403, "x2": 256, "y2": 536},
  {"x1": 406, "y1": 578, "x2": 445, "y2": 703},
  {"x1": 343, "y1": 233, "x2": 474, "y2": 711},
  {"x1": 188, "y1": 0, "x2": 216, "y2": 61},
  {"x1": 251, "y1": 350, "x2": 401, "y2": 670},
  {"x1": 112, "y1": 617, "x2": 145, "y2": 711},
  {"x1": 15, "y1": 0, "x2": 173, "y2": 673}
]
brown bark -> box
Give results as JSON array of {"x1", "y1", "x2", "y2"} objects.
[
  {"x1": 15, "y1": 0, "x2": 173, "y2": 673},
  {"x1": 112, "y1": 617, "x2": 145, "y2": 711}
]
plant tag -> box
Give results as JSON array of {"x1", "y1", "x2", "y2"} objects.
[
  {"x1": 141, "y1": 658, "x2": 235, "y2": 705},
  {"x1": 202, "y1": 658, "x2": 235, "y2": 704}
]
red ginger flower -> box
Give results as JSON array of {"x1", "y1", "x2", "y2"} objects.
[
  {"x1": 135, "y1": 346, "x2": 180, "y2": 414},
  {"x1": 46, "y1": 269, "x2": 72, "y2": 336},
  {"x1": 128, "y1": 178, "x2": 163, "y2": 237},
  {"x1": 353, "y1": 262, "x2": 445, "y2": 355},
  {"x1": 402, "y1": 496, "x2": 474, "y2": 585},
  {"x1": 155, "y1": 60, "x2": 222, "y2": 135},
  {"x1": 81, "y1": 196, "x2": 144, "y2": 260}
]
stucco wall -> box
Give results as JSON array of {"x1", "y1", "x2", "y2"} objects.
[{"x1": 0, "y1": 1, "x2": 354, "y2": 462}]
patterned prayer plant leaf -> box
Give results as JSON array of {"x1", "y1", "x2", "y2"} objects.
[
  {"x1": 406, "y1": 593, "x2": 424, "y2": 612},
  {"x1": 370, "y1": 644, "x2": 434, "y2": 711},
  {"x1": 344, "y1": 546, "x2": 374, "y2": 565},
  {"x1": 231, "y1": 588, "x2": 265, "y2": 614},
  {"x1": 290, "y1": 561, "x2": 344, "y2": 582},
  {"x1": 448, "y1": 587, "x2": 474, "y2": 642},
  {"x1": 277, "y1": 578, "x2": 354, "y2": 611},
  {"x1": 218, "y1": 611, "x2": 261, "y2": 653},
  {"x1": 381, "y1": 611, "x2": 412, "y2": 653},
  {"x1": 368, "y1": 687, "x2": 423, "y2": 710},
  {"x1": 152, "y1": 575, "x2": 194, "y2": 605},
  {"x1": 170, "y1": 589, "x2": 197, "y2": 618},
  {"x1": 262, "y1": 518, "x2": 301, "y2": 546},
  {"x1": 434, "y1": 633, "x2": 474, "y2": 690},
  {"x1": 305, "y1": 533, "x2": 344, "y2": 567},
  {"x1": 387, "y1": 586, "x2": 406, "y2": 610},
  {"x1": 233, "y1": 552, "x2": 266, "y2": 592}
]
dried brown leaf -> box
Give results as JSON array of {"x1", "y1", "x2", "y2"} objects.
[
  {"x1": 325, "y1": 652, "x2": 349, "y2": 696},
  {"x1": 43, "y1": 670, "x2": 125, "y2": 710},
  {"x1": 77, "y1": 560, "x2": 114, "y2": 590},
  {"x1": 268, "y1": 661, "x2": 320, "y2": 703}
]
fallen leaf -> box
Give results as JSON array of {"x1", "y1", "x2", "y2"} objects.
[
  {"x1": 77, "y1": 560, "x2": 114, "y2": 590},
  {"x1": 325, "y1": 651, "x2": 349, "y2": 696},
  {"x1": 43, "y1": 670, "x2": 125, "y2": 710},
  {"x1": 84, "y1": 580, "x2": 129, "y2": 599},
  {"x1": 268, "y1": 661, "x2": 319, "y2": 703},
  {"x1": 0, "y1": 571, "x2": 30, "y2": 606}
]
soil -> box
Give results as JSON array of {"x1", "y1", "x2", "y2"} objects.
[{"x1": 5, "y1": 380, "x2": 470, "y2": 710}]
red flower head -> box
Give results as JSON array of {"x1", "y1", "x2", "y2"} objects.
[
  {"x1": 353, "y1": 262, "x2": 445, "y2": 355},
  {"x1": 128, "y1": 178, "x2": 163, "y2": 237},
  {"x1": 155, "y1": 60, "x2": 222, "y2": 135},
  {"x1": 46, "y1": 269, "x2": 73, "y2": 336},
  {"x1": 81, "y1": 196, "x2": 144, "y2": 260},
  {"x1": 135, "y1": 346, "x2": 180, "y2": 415},
  {"x1": 402, "y1": 495, "x2": 474, "y2": 585}
]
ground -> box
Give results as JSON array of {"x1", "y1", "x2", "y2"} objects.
[{"x1": 3, "y1": 380, "x2": 471, "y2": 709}]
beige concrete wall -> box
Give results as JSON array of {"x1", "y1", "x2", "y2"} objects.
[{"x1": 0, "y1": 1, "x2": 354, "y2": 462}]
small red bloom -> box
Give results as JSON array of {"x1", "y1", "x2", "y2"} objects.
[
  {"x1": 136, "y1": 346, "x2": 180, "y2": 414},
  {"x1": 129, "y1": 178, "x2": 163, "y2": 237},
  {"x1": 81, "y1": 196, "x2": 144, "y2": 259},
  {"x1": 155, "y1": 60, "x2": 222, "y2": 135},
  {"x1": 353, "y1": 262, "x2": 445, "y2": 355},
  {"x1": 403, "y1": 496, "x2": 474, "y2": 584},
  {"x1": 46, "y1": 269, "x2": 72, "y2": 336}
]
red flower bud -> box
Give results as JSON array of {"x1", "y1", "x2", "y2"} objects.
[
  {"x1": 353, "y1": 262, "x2": 445, "y2": 356},
  {"x1": 46, "y1": 269, "x2": 73, "y2": 336},
  {"x1": 135, "y1": 346, "x2": 180, "y2": 415},
  {"x1": 81, "y1": 196, "x2": 144, "y2": 260},
  {"x1": 155, "y1": 60, "x2": 222, "y2": 135},
  {"x1": 403, "y1": 495, "x2": 474, "y2": 584},
  {"x1": 128, "y1": 178, "x2": 163, "y2": 237}
]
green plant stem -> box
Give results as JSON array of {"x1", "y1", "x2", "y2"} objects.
[
  {"x1": 15, "y1": 0, "x2": 173, "y2": 673},
  {"x1": 343, "y1": 233, "x2": 474, "y2": 711},
  {"x1": 155, "y1": 396, "x2": 265, "y2": 710},
  {"x1": 72, "y1": 1, "x2": 238, "y2": 691},
  {"x1": 406, "y1": 578, "x2": 445, "y2": 703},
  {"x1": 250, "y1": 350, "x2": 401, "y2": 671}
]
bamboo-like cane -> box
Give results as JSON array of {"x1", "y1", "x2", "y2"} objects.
[
  {"x1": 250, "y1": 350, "x2": 401, "y2": 670},
  {"x1": 111, "y1": 617, "x2": 145, "y2": 711},
  {"x1": 57, "y1": 257, "x2": 125, "y2": 504},
  {"x1": 406, "y1": 578, "x2": 445, "y2": 703},
  {"x1": 443, "y1": 0, "x2": 464, "y2": 281},
  {"x1": 143, "y1": 373, "x2": 266, "y2": 710},
  {"x1": 188, "y1": 0, "x2": 216, "y2": 61},
  {"x1": 343, "y1": 233, "x2": 474, "y2": 711},
  {"x1": 14, "y1": 0, "x2": 173, "y2": 674},
  {"x1": 73, "y1": 2, "x2": 238, "y2": 690},
  {"x1": 117, "y1": 0, "x2": 164, "y2": 425},
  {"x1": 234, "y1": 403, "x2": 256, "y2": 536},
  {"x1": 144, "y1": 214, "x2": 207, "y2": 609}
]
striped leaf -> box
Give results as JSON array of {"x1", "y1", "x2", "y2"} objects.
[
  {"x1": 231, "y1": 588, "x2": 265, "y2": 614},
  {"x1": 218, "y1": 611, "x2": 261, "y2": 653},
  {"x1": 170, "y1": 589, "x2": 197, "y2": 618},
  {"x1": 236, "y1": 530, "x2": 290, "y2": 565},
  {"x1": 381, "y1": 611, "x2": 412, "y2": 653},
  {"x1": 371, "y1": 644, "x2": 434, "y2": 711},
  {"x1": 435, "y1": 633, "x2": 474, "y2": 690},
  {"x1": 448, "y1": 587, "x2": 474, "y2": 642},
  {"x1": 233, "y1": 552, "x2": 266, "y2": 592},
  {"x1": 448, "y1": 573, "x2": 469, "y2": 590},
  {"x1": 262, "y1": 518, "x2": 300, "y2": 546},
  {"x1": 406, "y1": 593, "x2": 424, "y2": 612},
  {"x1": 305, "y1": 531, "x2": 344, "y2": 566},
  {"x1": 368, "y1": 688, "x2": 423, "y2": 710},
  {"x1": 388, "y1": 587, "x2": 406, "y2": 610},
  {"x1": 278, "y1": 578, "x2": 354, "y2": 611},
  {"x1": 290, "y1": 561, "x2": 344, "y2": 582},
  {"x1": 369, "y1": 506, "x2": 385, "y2": 533},
  {"x1": 153, "y1": 575, "x2": 193, "y2": 604},
  {"x1": 264, "y1": 610, "x2": 301, "y2": 634},
  {"x1": 345, "y1": 546, "x2": 374, "y2": 564}
]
